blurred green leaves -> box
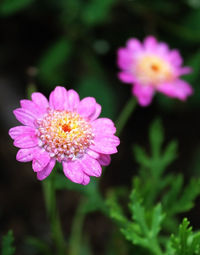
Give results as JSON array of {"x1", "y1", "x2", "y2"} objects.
[
  {"x1": 78, "y1": 76, "x2": 116, "y2": 118},
  {"x1": 1, "y1": 230, "x2": 15, "y2": 255},
  {"x1": 38, "y1": 38, "x2": 73, "y2": 86},
  {"x1": 0, "y1": 0, "x2": 34, "y2": 15},
  {"x1": 81, "y1": 0, "x2": 115, "y2": 26},
  {"x1": 170, "y1": 218, "x2": 200, "y2": 255}
]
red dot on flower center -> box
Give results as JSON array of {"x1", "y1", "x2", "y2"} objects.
[
  {"x1": 151, "y1": 64, "x2": 159, "y2": 72},
  {"x1": 62, "y1": 124, "x2": 71, "y2": 132}
]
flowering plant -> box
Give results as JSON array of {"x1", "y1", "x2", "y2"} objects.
[
  {"x1": 118, "y1": 36, "x2": 193, "y2": 106},
  {"x1": 9, "y1": 86, "x2": 119, "y2": 184}
]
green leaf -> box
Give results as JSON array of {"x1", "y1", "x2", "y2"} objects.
[
  {"x1": 149, "y1": 118, "x2": 164, "y2": 157},
  {"x1": 25, "y1": 236, "x2": 52, "y2": 255},
  {"x1": 78, "y1": 76, "x2": 117, "y2": 119},
  {"x1": 0, "y1": 0, "x2": 34, "y2": 15},
  {"x1": 81, "y1": 0, "x2": 115, "y2": 26},
  {"x1": 1, "y1": 230, "x2": 15, "y2": 255},
  {"x1": 133, "y1": 145, "x2": 151, "y2": 168},
  {"x1": 170, "y1": 218, "x2": 200, "y2": 255},
  {"x1": 38, "y1": 38, "x2": 72, "y2": 85}
]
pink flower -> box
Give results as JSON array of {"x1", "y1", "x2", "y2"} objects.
[
  {"x1": 9, "y1": 86, "x2": 120, "y2": 185},
  {"x1": 117, "y1": 35, "x2": 193, "y2": 106}
]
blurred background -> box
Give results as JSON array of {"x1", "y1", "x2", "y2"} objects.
[{"x1": 1, "y1": 0, "x2": 200, "y2": 254}]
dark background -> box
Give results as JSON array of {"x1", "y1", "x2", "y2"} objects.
[{"x1": 1, "y1": 0, "x2": 200, "y2": 254}]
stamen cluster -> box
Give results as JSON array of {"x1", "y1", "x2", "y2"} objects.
[{"x1": 36, "y1": 109, "x2": 94, "y2": 161}]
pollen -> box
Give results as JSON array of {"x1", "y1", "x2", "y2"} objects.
[
  {"x1": 36, "y1": 109, "x2": 94, "y2": 162},
  {"x1": 134, "y1": 54, "x2": 174, "y2": 86}
]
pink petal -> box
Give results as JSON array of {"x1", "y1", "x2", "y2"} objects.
[
  {"x1": 49, "y1": 86, "x2": 68, "y2": 110},
  {"x1": 66, "y1": 89, "x2": 80, "y2": 111},
  {"x1": 90, "y1": 103, "x2": 102, "y2": 121},
  {"x1": 20, "y1": 100, "x2": 43, "y2": 118},
  {"x1": 132, "y1": 83, "x2": 155, "y2": 106},
  {"x1": 92, "y1": 118, "x2": 116, "y2": 136},
  {"x1": 31, "y1": 92, "x2": 49, "y2": 113},
  {"x1": 37, "y1": 159, "x2": 56, "y2": 180},
  {"x1": 62, "y1": 161, "x2": 84, "y2": 184},
  {"x1": 16, "y1": 148, "x2": 36, "y2": 162},
  {"x1": 168, "y1": 49, "x2": 182, "y2": 66},
  {"x1": 144, "y1": 36, "x2": 157, "y2": 51},
  {"x1": 157, "y1": 80, "x2": 193, "y2": 100},
  {"x1": 178, "y1": 66, "x2": 192, "y2": 76},
  {"x1": 13, "y1": 108, "x2": 36, "y2": 127},
  {"x1": 126, "y1": 38, "x2": 142, "y2": 51},
  {"x1": 86, "y1": 149, "x2": 99, "y2": 159},
  {"x1": 80, "y1": 154, "x2": 102, "y2": 177},
  {"x1": 118, "y1": 72, "x2": 135, "y2": 83},
  {"x1": 9, "y1": 126, "x2": 35, "y2": 139},
  {"x1": 98, "y1": 154, "x2": 111, "y2": 166},
  {"x1": 78, "y1": 97, "x2": 96, "y2": 118},
  {"x1": 90, "y1": 136, "x2": 119, "y2": 154},
  {"x1": 156, "y1": 42, "x2": 170, "y2": 56},
  {"x1": 14, "y1": 133, "x2": 38, "y2": 148},
  {"x1": 32, "y1": 150, "x2": 50, "y2": 172},
  {"x1": 82, "y1": 174, "x2": 90, "y2": 185},
  {"x1": 117, "y1": 48, "x2": 133, "y2": 70}
]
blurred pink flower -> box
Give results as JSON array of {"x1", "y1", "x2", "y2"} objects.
[
  {"x1": 9, "y1": 86, "x2": 120, "y2": 185},
  {"x1": 117, "y1": 35, "x2": 193, "y2": 106}
]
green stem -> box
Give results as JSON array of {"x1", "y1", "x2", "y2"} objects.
[
  {"x1": 115, "y1": 97, "x2": 137, "y2": 136},
  {"x1": 69, "y1": 198, "x2": 86, "y2": 255},
  {"x1": 42, "y1": 176, "x2": 66, "y2": 254}
]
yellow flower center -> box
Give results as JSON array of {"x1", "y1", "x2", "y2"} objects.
[
  {"x1": 36, "y1": 109, "x2": 94, "y2": 161},
  {"x1": 134, "y1": 54, "x2": 174, "y2": 86}
]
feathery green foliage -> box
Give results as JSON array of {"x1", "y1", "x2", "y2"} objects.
[{"x1": 1, "y1": 230, "x2": 15, "y2": 255}]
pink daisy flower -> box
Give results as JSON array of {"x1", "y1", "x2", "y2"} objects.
[
  {"x1": 9, "y1": 86, "x2": 120, "y2": 185},
  {"x1": 117, "y1": 35, "x2": 193, "y2": 106}
]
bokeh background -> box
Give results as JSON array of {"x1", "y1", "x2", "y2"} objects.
[{"x1": 1, "y1": 0, "x2": 200, "y2": 254}]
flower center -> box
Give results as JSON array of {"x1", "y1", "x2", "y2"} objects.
[
  {"x1": 36, "y1": 109, "x2": 94, "y2": 162},
  {"x1": 133, "y1": 54, "x2": 174, "y2": 86}
]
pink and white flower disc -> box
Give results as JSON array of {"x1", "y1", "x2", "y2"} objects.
[
  {"x1": 9, "y1": 86, "x2": 120, "y2": 185},
  {"x1": 117, "y1": 35, "x2": 193, "y2": 106}
]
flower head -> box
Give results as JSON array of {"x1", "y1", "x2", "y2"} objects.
[
  {"x1": 117, "y1": 35, "x2": 193, "y2": 106},
  {"x1": 9, "y1": 86, "x2": 120, "y2": 185}
]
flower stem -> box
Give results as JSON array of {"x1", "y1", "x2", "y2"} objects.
[
  {"x1": 69, "y1": 198, "x2": 86, "y2": 255},
  {"x1": 42, "y1": 176, "x2": 66, "y2": 254},
  {"x1": 115, "y1": 97, "x2": 137, "y2": 136}
]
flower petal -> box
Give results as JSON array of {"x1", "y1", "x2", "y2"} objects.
[
  {"x1": 158, "y1": 80, "x2": 193, "y2": 100},
  {"x1": 82, "y1": 174, "x2": 90, "y2": 185},
  {"x1": 49, "y1": 86, "x2": 68, "y2": 110},
  {"x1": 80, "y1": 154, "x2": 102, "y2": 177},
  {"x1": 144, "y1": 35, "x2": 157, "y2": 51},
  {"x1": 66, "y1": 89, "x2": 80, "y2": 111},
  {"x1": 20, "y1": 100, "x2": 43, "y2": 118},
  {"x1": 37, "y1": 159, "x2": 56, "y2": 180},
  {"x1": 16, "y1": 148, "x2": 37, "y2": 162},
  {"x1": 31, "y1": 92, "x2": 49, "y2": 113},
  {"x1": 90, "y1": 103, "x2": 101, "y2": 121},
  {"x1": 132, "y1": 83, "x2": 155, "y2": 106},
  {"x1": 32, "y1": 150, "x2": 50, "y2": 172},
  {"x1": 126, "y1": 38, "x2": 142, "y2": 51},
  {"x1": 78, "y1": 97, "x2": 96, "y2": 118},
  {"x1": 14, "y1": 133, "x2": 38, "y2": 148},
  {"x1": 168, "y1": 49, "x2": 182, "y2": 66},
  {"x1": 98, "y1": 154, "x2": 111, "y2": 166},
  {"x1": 90, "y1": 136, "x2": 119, "y2": 154},
  {"x1": 9, "y1": 126, "x2": 35, "y2": 139},
  {"x1": 62, "y1": 161, "x2": 84, "y2": 184},
  {"x1": 117, "y1": 48, "x2": 133, "y2": 70},
  {"x1": 13, "y1": 108, "x2": 36, "y2": 127},
  {"x1": 118, "y1": 72, "x2": 135, "y2": 83},
  {"x1": 86, "y1": 149, "x2": 99, "y2": 159},
  {"x1": 92, "y1": 118, "x2": 116, "y2": 136}
]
